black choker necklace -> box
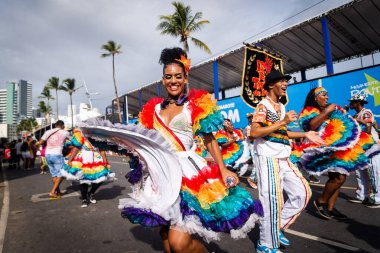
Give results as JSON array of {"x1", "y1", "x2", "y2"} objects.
[{"x1": 161, "y1": 94, "x2": 188, "y2": 109}]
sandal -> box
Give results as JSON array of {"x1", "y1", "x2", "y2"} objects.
[
  {"x1": 247, "y1": 178, "x2": 258, "y2": 189},
  {"x1": 49, "y1": 193, "x2": 61, "y2": 200}
]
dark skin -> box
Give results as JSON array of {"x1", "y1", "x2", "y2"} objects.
[
  {"x1": 350, "y1": 101, "x2": 372, "y2": 134},
  {"x1": 220, "y1": 121, "x2": 238, "y2": 148},
  {"x1": 311, "y1": 91, "x2": 346, "y2": 212}
]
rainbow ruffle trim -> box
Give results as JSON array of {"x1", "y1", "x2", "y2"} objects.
[
  {"x1": 62, "y1": 151, "x2": 114, "y2": 182},
  {"x1": 292, "y1": 106, "x2": 377, "y2": 175},
  {"x1": 215, "y1": 129, "x2": 244, "y2": 165},
  {"x1": 188, "y1": 89, "x2": 224, "y2": 134},
  {"x1": 121, "y1": 163, "x2": 263, "y2": 237},
  {"x1": 139, "y1": 97, "x2": 164, "y2": 129}
]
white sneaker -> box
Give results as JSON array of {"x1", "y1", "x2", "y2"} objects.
[
  {"x1": 81, "y1": 199, "x2": 89, "y2": 208},
  {"x1": 88, "y1": 193, "x2": 97, "y2": 204}
]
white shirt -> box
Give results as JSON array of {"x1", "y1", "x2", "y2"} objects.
[{"x1": 41, "y1": 128, "x2": 70, "y2": 155}]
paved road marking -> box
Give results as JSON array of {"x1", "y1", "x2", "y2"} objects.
[
  {"x1": 286, "y1": 229, "x2": 361, "y2": 251},
  {"x1": 0, "y1": 168, "x2": 10, "y2": 253},
  {"x1": 109, "y1": 161, "x2": 129, "y2": 165},
  {"x1": 30, "y1": 191, "x2": 80, "y2": 203}
]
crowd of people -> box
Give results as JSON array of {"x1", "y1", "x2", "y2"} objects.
[
  {"x1": 1, "y1": 47, "x2": 379, "y2": 253},
  {"x1": 0, "y1": 137, "x2": 39, "y2": 171}
]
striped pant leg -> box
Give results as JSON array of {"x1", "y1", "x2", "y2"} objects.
[
  {"x1": 355, "y1": 169, "x2": 369, "y2": 201},
  {"x1": 280, "y1": 159, "x2": 312, "y2": 229},
  {"x1": 369, "y1": 154, "x2": 380, "y2": 203},
  {"x1": 256, "y1": 155, "x2": 283, "y2": 249},
  {"x1": 249, "y1": 144, "x2": 257, "y2": 182}
]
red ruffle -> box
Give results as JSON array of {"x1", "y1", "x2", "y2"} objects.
[
  {"x1": 188, "y1": 89, "x2": 209, "y2": 126},
  {"x1": 181, "y1": 163, "x2": 223, "y2": 192},
  {"x1": 138, "y1": 97, "x2": 164, "y2": 129}
]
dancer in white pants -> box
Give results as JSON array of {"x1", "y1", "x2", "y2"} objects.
[
  {"x1": 250, "y1": 70, "x2": 323, "y2": 252},
  {"x1": 348, "y1": 94, "x2": 380, "y2": 208},
  {"x1": 255, "y1": 155, "x2": 311, "y2": 248}
]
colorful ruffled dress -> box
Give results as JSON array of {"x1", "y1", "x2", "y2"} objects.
[
  {"x1": 193, "y1": 135, "x2": 207, "y2": 158},
  {"x1": 215, "y1": 129, "x2": 245, "y2": 166},
  {"x1": 291, "y1": 106, "x2": 378, "y2": 175},
  {"x1": 61, "y1": 129, "x2": 115, "y2": 184},
  {"x1": 78, "y1": 89, "x2": 263, "y2": 241}
]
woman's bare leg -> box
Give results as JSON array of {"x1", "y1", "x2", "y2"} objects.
[
  {"x1": 317, "y1": 173, "x2": 346, "y2": 204},
  {"x1": 167, "y1": 229, "x2": 208, "y2": 253},
  {"x1": 160, "y1": 226, "x2": 171, "y2": 253}
]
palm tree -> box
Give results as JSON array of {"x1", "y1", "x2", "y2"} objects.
[
  {"x1": 38, "y1": 86, "x2": 54, "y2": 110},
  {"x1": 157, "y1": 1, "x2": 211, "y2": 54},
  {"x1": 101, "y1": 40, "x2": 123, "y2": 123},
  {"x1": 37, "y1": 101, "x2": 52, "y2": 126},
  {"x1": 46, "y1": 77, "x2": 64, "y2": 119},
  {"x1": 61, "y1": 78, "x2": 81, "y2": 128},
  {"x1": 16, "y1": 117, "x2": 39, "y2": 135}
]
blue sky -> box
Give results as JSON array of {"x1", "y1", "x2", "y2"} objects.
[{"x1": 0, "y1": 0, "x2": 354, "y2": 115}]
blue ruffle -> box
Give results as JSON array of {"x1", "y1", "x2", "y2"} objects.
[{"x1": 196, "y1": 111, "x2": 224, "y2": 135}]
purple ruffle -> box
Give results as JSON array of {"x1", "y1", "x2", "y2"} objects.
[
  {"x1": 125, "y1": 155, "x2": 143, "y2": 184},
  {"x1": 121, "y1": 207, "x2": 169, "y2": 227},
  {"x1": 180, "y1": 200, "x2": 263, "y2": 232}
]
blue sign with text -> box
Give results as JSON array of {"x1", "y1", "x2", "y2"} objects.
[{"x1": 217, "y1": 65, "x2": 380, "y2": 131}]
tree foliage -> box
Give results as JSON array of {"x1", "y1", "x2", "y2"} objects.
[
  {"x1": 157, "y1": 1, "x2": 211, "y2": 54},
  {"x1": 101, "y1": 40, "x2": 123, "y2": 123},
  {"x1": 16, "y1": 118, "x2": 39, "y2": 134}
]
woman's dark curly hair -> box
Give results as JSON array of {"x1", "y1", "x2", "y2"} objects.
[
  {"x1": 303, "y1": 87, "x2": 322, "y2": 110},
  {"x1": 159, "y1": 47, "x2": 187, "y2": 75}
]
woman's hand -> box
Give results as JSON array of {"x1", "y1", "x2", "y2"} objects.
[
  {"x1": 305, "y1": 131, "x2": 325, "y2": 145},
  {"x1": 324, "y1": 103, "x2": 337, "y2": 114},
  {"x1": 220, "y1": 167, "x2": 239, "y2": 188}
]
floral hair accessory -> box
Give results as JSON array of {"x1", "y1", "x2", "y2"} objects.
[
  {"x1": 175, "y1": 54, "x2": 191, "y2": 74},
  {"x1": 314, "y1": 87, "x2": 327, "y2": 97}
]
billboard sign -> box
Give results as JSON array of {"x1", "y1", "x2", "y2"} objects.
[{"x1": 218, "y1": 65, "x2": 380, "y2": 131}]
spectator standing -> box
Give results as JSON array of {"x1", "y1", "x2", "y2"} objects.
[
  {"x1": 15, "y1": 139, "x2": 23, "y2": 169},
  {"x1": 21, "y1": 136, "x2": 33, "y2": 170}
]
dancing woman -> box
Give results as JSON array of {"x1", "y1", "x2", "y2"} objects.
[
  {"x1": 81, "y1": 47, "x2": 263, "y2": 253},
  {"x1": 61, "y1": 129, "x2": 115, "y2": 207},
  {"x1": 215, "y1": 119, "x2": 249, "y2": 175},
  {"x1": 293, "y1": 87, "x2": 377, "y2": 220}
]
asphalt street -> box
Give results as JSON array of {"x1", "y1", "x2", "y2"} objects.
[{"x1": 0, "y1": 157, "x2": 379, "y2": 253}]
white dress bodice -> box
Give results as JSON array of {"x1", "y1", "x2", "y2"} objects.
[{"x1": 155, "y1": 102, "x2": 194, "y2": 151}]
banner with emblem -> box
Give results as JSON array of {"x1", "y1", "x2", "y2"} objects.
[{"x1": 241, "y1": 46, "x2": 284, "y2": 108}]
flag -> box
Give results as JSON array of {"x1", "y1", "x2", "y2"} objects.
[{"x1": 241, "y1": 46, "x2": 284, "y2": 108}]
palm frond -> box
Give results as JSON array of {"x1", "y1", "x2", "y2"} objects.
[
  {"x1": 101, "y1": 40, "x2": 122, "y2": 56},
  {"x1": 157, "y1": 1, "x2": 211, "y2": 54},
  {"x1": 190, "y1": 37, "x2": 211, "y2": 54},
  {"x1": 46, "y1": 76, "x2": 60, "y2": 90},
  {"x1": 62, "y1": 78, "x2": 76, "y2": 92}
]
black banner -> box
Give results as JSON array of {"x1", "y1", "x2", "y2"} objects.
[{"x1": 241, "y1": 47, "x2": 284, "y2": 108}]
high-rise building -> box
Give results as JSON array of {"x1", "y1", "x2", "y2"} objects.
[
  {"x1": 0, "y1": 88, "x2": 6, "y2": 123},
  {"x1": 0, "y1": 80, "x2": 33, "y2": 139},
  {"x1": 17, "y1": 80, "x2": 33, "y2": 119}
]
